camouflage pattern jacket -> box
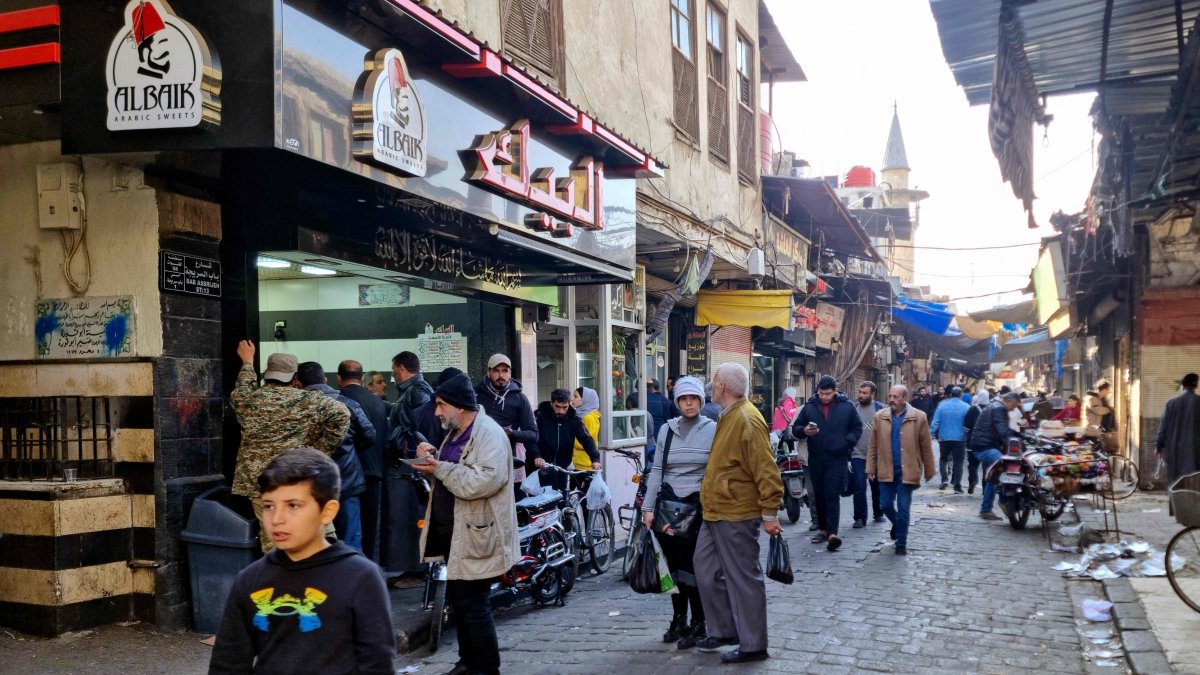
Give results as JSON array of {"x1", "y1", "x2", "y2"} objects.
[{"x1": 230, "y1": 364, "x2": 351, "y2": 497}]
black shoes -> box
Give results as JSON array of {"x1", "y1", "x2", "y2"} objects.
[
  {"x1": 721, "y1": 649, "x2": 769, "y2": 664},
  {"x1": 677, "y1": 621, "x2": 706, "y2": 649},
  {"x1": 807, "y1": 521, "x2": 820, "y2": 532},
  {"x1": 873, "y1": 514, "x2": 886, "y2": 523},
  {"x1": 968, "y1": 485, "x2": 976, "y2": 494},
  {"x1": 954, "y1": 487, "x2": 964, "y2": 494},
  {"x1": 852, "y1": 519, "x2": 865, "y2": 528},
  {"x1": 696, "y1": 636, "x2": 738, "y2": 653},
  {"x1": 889, "y1": 527, "x2": 896, "y2": 540},
  {"x1": 939, "y1": 482, "x2": 949, "y2": 490},
  {"x1": 895, "y1": 546, "x2": 908, "y2": 556},
  {"x1": 826, "y1": 535, "x2": 842, "y2": 552},
  {"x1": 663, "y1": 614, "x2": 688, "y2": 643}
]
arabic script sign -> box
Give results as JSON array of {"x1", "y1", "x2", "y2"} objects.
[
  {"x1": 374, "y1": 226, "x2": 522, "y2": 291},
  {"x1": 352, "y1": 48, "x2": 427, "y2": 176},
  {"x1": 105, "y1": 0, "x2": 221, "y2": 131},
  {"x1": 465, "y1": 119, "x2": 604, "y2": 238},
  {"x1": 160, "y1": 251, "x2": 221, "y2": 297},
  {"x1": 814, "y1": 302, "x2": 845, "y2": 350},
  {"x1": 35, "y1": 296, "x2": 136, "y2": 359}
]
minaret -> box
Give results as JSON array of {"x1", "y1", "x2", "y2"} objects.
[{"x1": 880, "y1": 104, "x2": 928, "y2": 287}]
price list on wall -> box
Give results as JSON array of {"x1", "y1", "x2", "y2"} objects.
[{"x1": 417, "y1": 330, "x2": 469, "y2": 372}]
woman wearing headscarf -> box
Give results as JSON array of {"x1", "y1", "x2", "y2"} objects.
[
  {"x1": 571, "y1": 386, "x2": 601, "y2": 470},
  {"x1": 771, "y1": 387, "x2": 798, "y2": 453},
  {"x1": 640, "y1": 376, "x2": 716, "y2": 649}
]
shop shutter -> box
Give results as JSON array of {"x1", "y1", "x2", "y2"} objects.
[
  {"x1": 708, "y1": 325, "x2": 752, "y2": 380},
  {"x1": 501, "y1": 0, "x2": 561, "y2": 84},
  {"x1": 673, "y1": 49, "x2": 699, "y2": 140},
  {"x1": 707, "y1": 82, "x2": 729, "y2": 163}
]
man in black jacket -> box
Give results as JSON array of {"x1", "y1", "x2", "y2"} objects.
[
  {"x1": 337, "y1": 359, "x2": 389, "y2": 561},
  {"x1": 530, "y1": 389, "x2": 600, "y2": 491},
  {"x1": 475, "y1": 353, "x2": 539, "y2": 453},
  {"x1": 969, "y1": 392, "x2": 1021, "y2": 521},
  {"x1": 382, "y1": 351, "x2": 434, "y2": 578},
  {"x1": 297, "y1": 362, "x2": 374, "y2": 554},
  {"x1": 793, "y1": 376, "x2": 863, "y2": 551}
]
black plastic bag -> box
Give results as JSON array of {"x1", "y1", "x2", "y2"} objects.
[
  {"x1": 629, "y1": 528, "x2": 673, "y2": 594},
  {"x1": 767, "y1": 534, "x2": 793, "y2": 585},
  {"x1": 841, "y1": 461, "x2": 855, "y2": 497}
]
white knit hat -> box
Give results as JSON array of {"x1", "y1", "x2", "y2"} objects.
[{"x1": 673, "y1": 376, "x2": 705, "y2": 402}]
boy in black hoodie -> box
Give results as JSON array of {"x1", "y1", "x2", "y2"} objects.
[
  {"x1": 209, "y1": 448, "x2": 395, "y2": 674},
  {"x1": 530, "y1": 388, "x2": 600, "y2": 491}
]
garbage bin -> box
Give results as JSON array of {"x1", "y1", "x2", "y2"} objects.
[{"x1": 180, "y1": 486, "x2": 261, "y2": 634}]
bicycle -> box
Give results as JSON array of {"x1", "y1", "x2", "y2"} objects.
[
  {"x1": 544, "y1": 464, "x2": 616, "y2": 575},
  {"x1": 1166, "y1": 471, "x2": 1200, "y2": 612},
  {"x1": 612, "y1": 448, "x2": 648, "y2": 580}
]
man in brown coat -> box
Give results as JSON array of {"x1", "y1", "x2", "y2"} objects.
[{"x1": 866, "y1": 385, "x2": 935, "y2": 556}]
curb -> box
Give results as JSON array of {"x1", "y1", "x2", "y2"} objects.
[{"x1": 1101, "y1": 577, "x2": 1173, "y2": 675}]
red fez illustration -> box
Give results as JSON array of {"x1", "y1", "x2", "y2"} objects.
[
  {"x1": 388, "y1": 55, "x2": 407, "y2": 90},
  {"x1": 132, "y1": 2, "x2": 166, "y2": 44}
]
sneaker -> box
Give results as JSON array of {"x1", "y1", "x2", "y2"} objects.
[
  {"x1": 663, "y1": 615, "x2": 687, "y2": 643},
  {"x1": 895, "y1": 546, "x2": 908, "y2": 556},
  {"x1": 979, "y1": 511, "x2": 1002, "y2": 521},
  {"x1": 852, "y1": 519, "x2": 865, "y2": 529},
  {"x1": 953, "y1": 487, "x2": 964, "y2": 494},
  {"x1": 807, "y1": 521, "x2": 820, "y2": 532},
  {"x1": 968, "y1": 485, "x2": 976, "y2": 495},
  {"x1": 873, "y1": 515, "x2": 886, "y2": 523},
  {"x1": 677, "y1": 621, "x2": 706, "y2": 650},
  {"x1": 695, "y1": 636, "x2": 738, "y2": 653},
  {"x1": 721, "y1": 648, "x2": 769, "y2": 664},
  {"x1": 939, "y1": 482, "x2": 949, "y2": 490}
]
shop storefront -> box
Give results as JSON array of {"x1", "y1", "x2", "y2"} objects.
[{"x1": 0, "y1": 0, "x2": 655, "y2": 634}]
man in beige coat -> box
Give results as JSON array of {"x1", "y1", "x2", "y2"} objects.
[
  {"x1": 414, "y1": 373, "x2": 518, "y2": 675},
  {"x1": 866, "y1": 385, "x2": 935, "y2": 556}
]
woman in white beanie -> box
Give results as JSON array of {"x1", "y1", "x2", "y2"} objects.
[{"x1": 640, "y1": 376, "x2": 716, "y2": 649}]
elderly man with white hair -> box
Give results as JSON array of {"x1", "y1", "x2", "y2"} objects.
[{"x1": 692, "y1": 363, "x2": 784, "y2": 664}]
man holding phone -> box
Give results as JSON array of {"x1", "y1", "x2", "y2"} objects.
[{"x1": 793, "y1": 376, "x2": 862, "y2": 552}]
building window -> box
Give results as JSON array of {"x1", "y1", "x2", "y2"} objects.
[
  {"x1": 706, "y1": 4, "x2": 729, "y2": 164},
  {"x1": 501, "y1": 0, "x2": 564, "y2": 87},
  {"x1": 735, "y1": 31, "x2": 756, "y2": 184},
  {"x1": 670, "y1": 0, "x2": 699, "y2": 141}
]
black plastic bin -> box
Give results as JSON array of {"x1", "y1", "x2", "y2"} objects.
[{"x1": 180, "y1": 486, "x2": 261, "y2": 634}]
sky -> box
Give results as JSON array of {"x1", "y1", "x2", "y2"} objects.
[{"x1": 764, "y1": 0, "x2": 1098, "y2": 311}]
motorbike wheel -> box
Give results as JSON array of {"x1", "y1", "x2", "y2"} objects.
[
  {"x1": 428, "y1": 576, "x2": 448, "y2": 653},
  {"x1": 552, "y1": 514, "x2": 580, "y2": 593},
  {"x1": 784, "y1": 493, "x2": 801, "y2": 524},
  {"x1": 529, "y1": 527, "x2": 571, "y2": 604},
  {"x1": 1001, "y1": 498, "x2": 1031, "y2": 530},
  {"x1": 1039, "y1": 497, "x2": 1067, "y2": 522}
]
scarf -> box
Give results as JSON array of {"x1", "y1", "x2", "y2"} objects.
[{"x1": 578, "y1": 387, "x2": 599, "y2": 417}]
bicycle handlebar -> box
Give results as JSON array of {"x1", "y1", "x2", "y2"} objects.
[{"x1": 540, "y1": 465, "x2": 596, "y2": 476}]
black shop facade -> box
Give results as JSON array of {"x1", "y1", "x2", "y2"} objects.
[{"x1": 55, "y1": 0, "x2": 648, "y2": 632}]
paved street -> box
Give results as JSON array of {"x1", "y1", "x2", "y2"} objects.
[{"x1": 398, "y1": 485, "x2": 1133, "y2": 674}]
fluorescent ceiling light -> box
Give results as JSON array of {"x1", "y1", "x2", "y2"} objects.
[
  {"x1": 256, "y1": 257, "x2": 291, "y2": 269},
  {"x1": 299, "y1": 265, "x2": 337, "y2": 276}
]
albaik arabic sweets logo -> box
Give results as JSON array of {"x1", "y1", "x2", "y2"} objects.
[
  {"x1": 105, "y1": 0, "x2": 222, "y2": 131},
  {"x1": 352, "y1": 48, "x2": 427, "y2": 177}
]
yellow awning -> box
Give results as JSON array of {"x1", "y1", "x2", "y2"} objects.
[
  {"x1": 955, "y1": 316, "x2": 1003, "y2": 340},
  {"x1": 694, "y1": 290, "x2": 793, "y2": 329}
]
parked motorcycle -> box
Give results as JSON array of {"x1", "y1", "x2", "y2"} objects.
[
  {"x1": 775, "y1": 447, "x2": 809, "y2": 524},
  {"x1": 983, "y1": 437, "x2": 1067, "y2": 529},
  {"x1": 497, "y1": 484, "x2": 578, "y2": 605}
]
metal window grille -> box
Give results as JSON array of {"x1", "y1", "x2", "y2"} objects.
[{"x1": 0, "y1": 397, "x2": 114, "y2": 481}]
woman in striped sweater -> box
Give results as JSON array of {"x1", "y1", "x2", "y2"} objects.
[{"x1": 641, "y1": 376, "x2": 717, "y2": 649}]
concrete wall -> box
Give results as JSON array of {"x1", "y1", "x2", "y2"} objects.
[
  {"x1": 1147, "y1": 211, "x2": 1200, "y2": 287},
  {"x1": 0, "y1": 143, "x2": 163, "y2": 359}
]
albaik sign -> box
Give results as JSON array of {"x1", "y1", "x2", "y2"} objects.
[
  {"x1": 352, "y1": 48, "x2": 428, "y2": 177},
  {"x1": 105, "y1": 0, "x2": 222, "y2": 131}
]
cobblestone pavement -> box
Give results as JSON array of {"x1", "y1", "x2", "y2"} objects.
[{"x1": 398, "y1": 485, "x2": 1133, "y2": 674}]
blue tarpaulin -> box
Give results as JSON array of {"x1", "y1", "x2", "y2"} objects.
[{"x1": 892, "y1": 296, "x2": 955, "y2": 336}]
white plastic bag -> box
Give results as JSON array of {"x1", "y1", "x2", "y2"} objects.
[
  {"x1": 521, "y1": 468, "x2": 544, "y2": 496},
  {"x1": 586, "y1": 473, "x2": 612, "y2": 509}
]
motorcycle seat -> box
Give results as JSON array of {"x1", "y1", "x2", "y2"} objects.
[{"x1": 516, "y1": 489, "x2": 564, "y2": 510}]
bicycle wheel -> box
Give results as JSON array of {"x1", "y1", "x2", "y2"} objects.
[
  {"x1": 1167, "y1": 526, "x2": 1200, "y2": 613},
  {"x1": 1106, "y1": 454, "x2": 1139, "y2": 500},
  {"x1": 621, "y1": 520, "x2": 642, "y2": 581},
  {"x1": 587, "y1": 505, "x2": 616, "y2": 574},
  {"x1": 428, "y1": 577, "x2": 448, "y2": 653}
]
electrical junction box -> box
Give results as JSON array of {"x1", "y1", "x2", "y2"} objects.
[
  {"x1": 37, "y1": 163, "x2": 83, "y2": 230},
  {"x1": 747, "y1": 247, "x2": 766, "y2": 277}
]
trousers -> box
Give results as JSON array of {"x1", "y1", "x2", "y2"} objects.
[
  {"x1": 447, "y1": 577, "x2": 500, "y2": 674},
  {"x1": 939, "y1": 441, "x2": 966, "y2": 489},
  {"x1": 850, "y1": 458, "x2": 882, "y2": 522},
  {"x1": 694, "y1": 520, "x2": 768, "y2": 652},
  {"x1": 878, "y1": 479, "x2": 915, "y2": 547},
  {"x1": 809, "y1": 454, "x2": 848, "y2": 535}
]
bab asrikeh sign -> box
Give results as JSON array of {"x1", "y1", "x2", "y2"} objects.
[{"x1": 105, "y1": 0, "x2": 222, "y2": 131}]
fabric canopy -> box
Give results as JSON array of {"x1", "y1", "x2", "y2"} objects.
[
  {"x1": 993, "y1": 329, "x2": 1056, "y2": 360},
  {"x1": 892, "y1": 296, "x2": 955, "y2": 335},
  {"x1": 955, "y1": 316, "x2": 1003, "y2": 340},
  {"x1": 694, "y1": 290, "x2": 793, "y2": 329},
  {"x1": 968, "y1": 299, "x2": 1036, "y2": 325}
]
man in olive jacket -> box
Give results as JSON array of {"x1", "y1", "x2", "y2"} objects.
[
  {"x1": 866, "y1": 385, "x2": 935, "y2": 556},
  {"x1": 413, "y1": 374, "x2": 518, "y2": 675},
  {"x1": 694, "y1": 363, "x2": 784, "y2": 664}
]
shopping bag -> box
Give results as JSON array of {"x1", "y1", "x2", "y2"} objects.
[
  {"x1": 649, "y1": 529, "x2": 678, "y2": 594},
  {"x1": 766, "y1": 534, "x2": 793, "y2": 585},
  {"x1": 586, "y1": 473, "x2": 612, "y2": 510},
  {"x1": 841, "y1": 461, "x2": 855, "y2": 497},
  {"x1": 628, "y1": 529, "x2": 678, "y2": 594},
  {"x1": 520, "y1": 468, "x2": 544, "y2": 496}
]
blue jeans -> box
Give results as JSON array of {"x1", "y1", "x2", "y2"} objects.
[
  {"x1": 878, "y1": 479, "x2": 915, "y2": 547},
  {"x1": 975, "y1": 448, "x2": 1003, "y2": 512},
  {"x1": 333, "y1": 495, "x2": 363, "y2": 553}
]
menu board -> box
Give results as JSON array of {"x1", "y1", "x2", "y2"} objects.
[
  {"x1": 417, "y1": 327, "x2": 468, "y2": 372},
  {"x1": 686, "y1": 327, "x2": 708, "y2": 377},
  {"x1": 35, "y1": 296, "x2": 136, "y2": 358},
  {"x1": 160, "y1": 251, "x2": 222, "y2": 297}
]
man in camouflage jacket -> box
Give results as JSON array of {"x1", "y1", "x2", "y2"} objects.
[{"x1": 230, "y1": 340, "x2": 350, "y2": 550}]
